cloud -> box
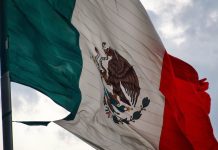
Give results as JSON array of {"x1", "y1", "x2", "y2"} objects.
[
  {"x1": 207, "y1": 11, "x2": 218, "y2": 26},
  {"x1": 11, "y1": 83, "x2": 69, "y2": 121},
  {"x1": 13, "y1": 123, "x2": 95, "y2": 150},
  {"x1": 140, "y1": 0, "x2": 193, "y2": 46},
  {"x1": 159, "y1": 22, "x2": 187, "y2": 45},
  {"x1": 140, "y1": 0, "x2": 193, "y2": 15}
]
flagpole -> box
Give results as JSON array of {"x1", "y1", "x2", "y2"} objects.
[{"x1": 0, "y1": 0, "x2": 14, "y2": 150}]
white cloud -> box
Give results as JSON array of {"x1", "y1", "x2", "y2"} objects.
[
  {"x1": 210, "y1": 11, "x2": 218, "y2": 22},
  {"x1": 207, "y1": 11, "x2": 218, "y2": 27},
  {"x1": 12, "y1": 88, "x2": 69, "y2": 121},
  {"x1": 13, "y1": 123, "x2": 95, "y2": 150},
  {"x1": 140, "y1": 0, "x2": 192, "y2": 46},
  {"x1": 9, "y1": 84, "x2": 71, "y2": 130},
  {"x1": 140, "y1": 0, "x2": 193, "y2": 15},
  {"x1": 159, "y1": 22, "x2": 187, "y2": 45}
]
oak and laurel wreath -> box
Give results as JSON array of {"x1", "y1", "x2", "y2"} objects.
[{"x1": 110, "y1": 97, "x2": 150, "y2": 124}]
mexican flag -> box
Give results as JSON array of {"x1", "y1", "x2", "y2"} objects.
[{"x1": 5, "y1": 0, "x2": 218, "y2": 149}]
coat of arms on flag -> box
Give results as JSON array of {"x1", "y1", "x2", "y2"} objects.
[{"x1": 92, "y1": 42, "x2": 150, "y2": 124}]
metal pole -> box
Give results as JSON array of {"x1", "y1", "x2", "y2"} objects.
[
  {"x1": 1, "y1": 73, "x2": 13, "y2": 150},
  {"x1": 1, "y1": 0, "x2": 14, "y2": 149}
]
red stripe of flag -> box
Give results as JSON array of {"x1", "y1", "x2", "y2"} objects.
[{"x1": 160, "y1": 52, "x2": 218, "y2": 150}]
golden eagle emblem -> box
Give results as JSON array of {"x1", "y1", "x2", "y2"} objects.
[{"x1": 93, "y1": 42, "x2": 150, "y2": 124}]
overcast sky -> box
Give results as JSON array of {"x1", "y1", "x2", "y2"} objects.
[{"x1": 0, "y1": 0, "x2": 217, "y2": 150}]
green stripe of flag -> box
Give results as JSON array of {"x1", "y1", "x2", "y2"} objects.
[{"x1": 7, "y1": 0, "x2": 82, "y2": 119}]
